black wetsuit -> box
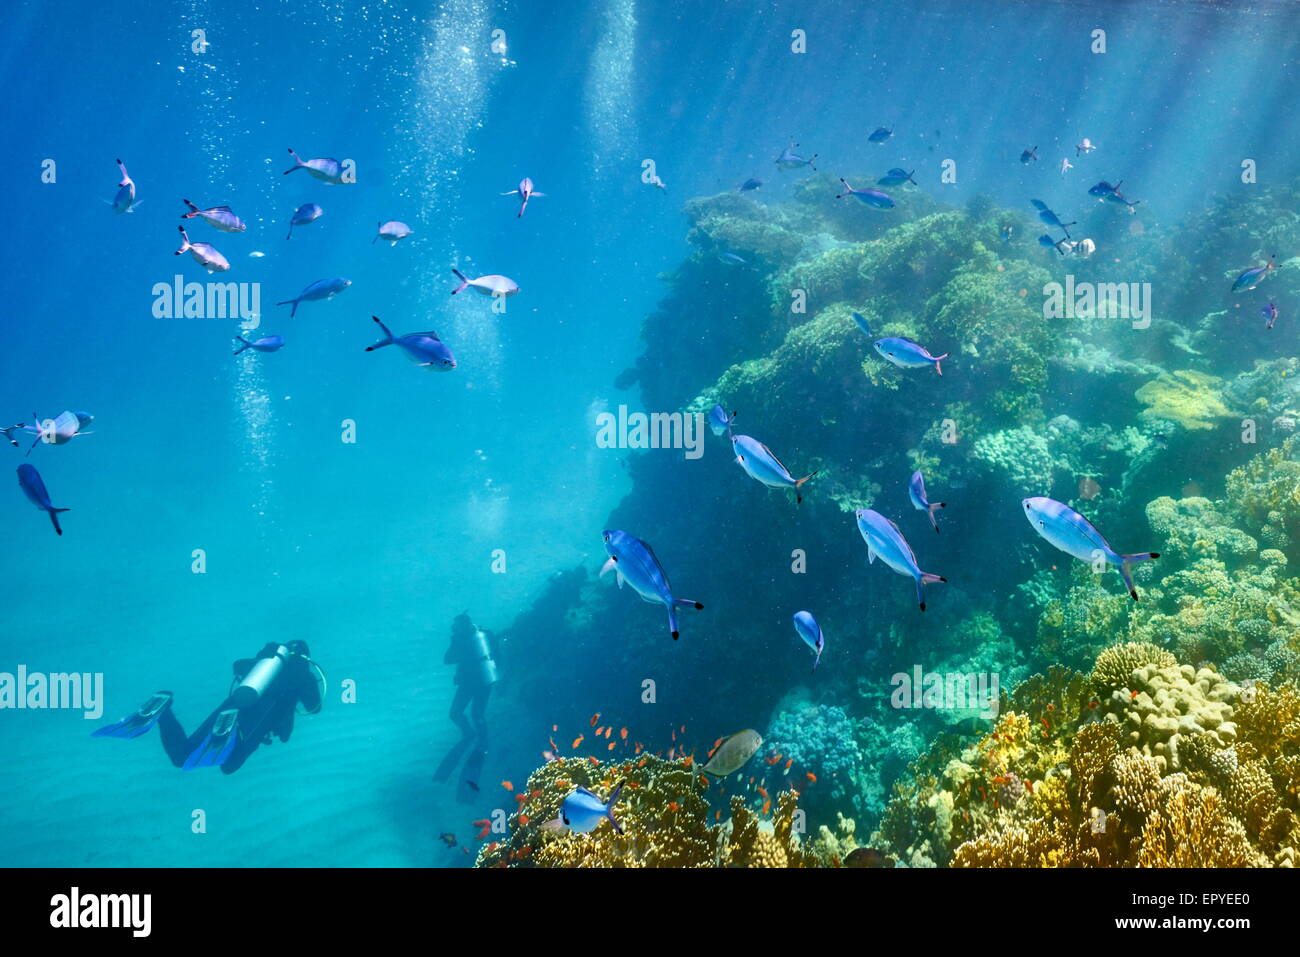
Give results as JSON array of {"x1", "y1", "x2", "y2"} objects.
[
  {"x1": 158, "y1": 642, "x2": 321, "y2": 775},
  {"x1": 445, "y1": 628, "x2": 497, "y2": 748}
]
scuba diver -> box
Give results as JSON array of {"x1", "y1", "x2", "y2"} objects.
[
  {"x1": 434, "y1": 613, "x2": 499, "y2": 799},
  {"x1": 92, "y1": 641, "x2": 325, "y2": 774}
]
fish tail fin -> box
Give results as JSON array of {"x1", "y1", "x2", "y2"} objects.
[
  {"x1": 366, "y1": 315, "x2": 395, "y2": 351},
  {"x1": 835, "y1": 177, "x2": 851, "y2": 199},
  {"x1": 673, "y1": 598, "x2": 704, "y2": 610},
  {"x1": 928, "y1": 502, "x2": 946, "y2": 533},
  {"x1": 917, "y1": 572, "x2": 946, "y2": 612},
  {"x1": 1119, "y1": 552, "x2": 1159, "y2": 601},
  {"x1": 274, "y1": 299, "x2": 300, "y2": 317},
  {"x1": 174, "y1": 226, "x2": 190, "y2": 255},
  {"x1": 283, "y1": 148, "x2": 304, "y2": 175},
  {"x1": 233, "y1": 336, "x2": 251, "y2": 355},
  {"x1": 793, "y1": 470, "x2": 820, "y2": 505},
  {"x1": 667, "y1": 604, "x2": 680, "y2": 641},
  {"x1": 116, "y1": 159, "x2": 129, "y2": 185},
  {"x1": 933, "y1": 354, "x2": 949, "y2": 375},
  {"x1": 450, "y1": 268, "x2": 470, "y2": 295},
  {"x1": 1, "y1": 425, "x2": 19, "y2": 449},
  {"x1": 49, "y1": 508, "x2": 69, "y2": 536},
  {"x1": 181, "y1": 199, "x2": 200, "y2": 217},
  {"x1": 372, "y1": 223, "x2": 379, "y2": 245},
  {"x1": 607, "y1": 781, "x2": 625, "y2": 833}
]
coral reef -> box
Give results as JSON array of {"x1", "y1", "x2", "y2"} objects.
[
  {"x1": 474, "y1": 754, "x2": 817, "y2": 868},
  {"x1": 873, "y1": 644, "x2": 1300, "y2": 867}
]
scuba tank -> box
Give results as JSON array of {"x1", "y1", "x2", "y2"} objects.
[
  {"x1": 470, "y1": 628, "x2": 499, "y2": 686},
  {"x1": 229, "y1": 645, "x2": 290, "y2": 710}
]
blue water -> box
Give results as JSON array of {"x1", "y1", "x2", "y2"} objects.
[{"x1": 2, "y1": 0, "x2": 1299, "y2": 867}]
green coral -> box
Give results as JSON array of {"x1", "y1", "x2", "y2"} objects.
[{"x1": 1135, "y1": 369, "x2": 1234, "y2": 431}]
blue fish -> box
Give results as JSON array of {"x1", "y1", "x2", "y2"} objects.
[
  {"x1": 1101, "y1": 189, "x2": 1141, "y2": 213},
  {"x1": 286, "y1": 203, "x2": 323, "y2": 240},
  {"x1": 852, "y1": 311, "x2": 872, "y2": 336},
  {"x1": 1020, "y1": 146, "x2": 1039, "y2": 164},
  {"x1": 877, "y1": 168, "x2": 917, "y2": 187},
  {"x1": 1263, "y1": 303, "x2": 1280, "y2": 329},
  {"x1": 233, "y1": 335, "x2": 284, "y2": 355},
  {"x1": 836, "y1": 178, "x2": 895, "y2": 210},
  {"x1": 1231, "y1": 256, "x2": 1275, "y2": 293},
  {"x1": 1087, "y1": 180, "x2": 1121, "y2": 197},
  {"x1": 1038, "y1": 234, "x2": 1070, "y2": 256},
  {"x1": 600, "y1": 529, "x2": 703, "y2": 640},
  {"x1": 868, "y1": 127, "x2": 893, "y2": 144},
  {"x1": 774, "y1": 143, "x2": 817, "y2": 171},
  {"x1": 1001, "y1": 225, "x2": 1014, "y2": 244},
  {"x1": 855, "y1": 509, "x2": 945, "y2": 611},
  {"x1": 909, "y1": 470, "x2": 946, "y2": 533},
  {"x1": 731, "y1": 433, "x2": 819, "y2": 504},
  {"x1": 1022, "y1": 496, "x2": 1159, "y2": 600},
  {"x1": 181, "y1": 199, "x2": 245, "y2": 233},
  {"x1": 545, "y1": 783, "x2": 624, "y2": 834},
  {"x1": 874, "y1": 337, "x2": 949, "y2": 375},
  {"x1": 107, "y1": 159, "x2": 141, "y2": 214},
  {"x1": 3, "y1": 411, "x2": 93, "y2": 456},
  {"x1": 739, "y1": 178, "x2": 763, "y2": 192},
  {"x1": 365, "y1": 316, "x2": 456, "y2": 370},
  {"x1": 717, "y1": 251, "x2": 748, "y2": 266},
  {"x1": 283, "y1": 148, "x2": 346, "y2": 184},
  {"x1": 276, "y1": 277, "x2": 352, "y2": 317},
  {"x1": 707, "y1": 405, "x2": 736, "y2": 437},
  {"x1": 17, "y1": 464, "x2": 69, "y2": 536},
  {"x1": 793, "y1": 611, "x2": 824, "y2": 672},
  {"x1": 1030, "y1": 200, "x2": 1076, "y2": 238},
  {"x1": 501, "y1": 177, "x2": 545, "y2": 218}
]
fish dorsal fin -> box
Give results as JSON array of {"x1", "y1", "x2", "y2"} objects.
[
  {"x1": 211, "y1": 205, "x2": 234, "y2": 212},
  {"x1": 887, "y1": 517, "x2": 902, "y2": 535},
  {"x1": 415, "y1": 331, "x2": 441, "y2": 341},
  {"x1": 575, "y1": 786, "x2": 598, "y2": 800}
]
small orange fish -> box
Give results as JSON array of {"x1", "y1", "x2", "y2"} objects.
[
  {"x1": 552, "y1": 723, "x2": 558, "y2": 732},
  {"x1": 518, "y1": 814, "x2": 529, "y2": 826},
  {"x1": 555, "y1": 780, "x2": 569, "y2": 790},
  {"x1": 699, "y1": 775, "x2": 709, "y2": 788},
  {"x1": 530, "y1": 790, "x2": 542, "y2": 798},
  {"x1": 762, "y1": 799, "x2": 771, "y2": 815},
  {"x1": 607, "y1": 741, "x2": 616, "y2": 751},
  {"x1": 1024, "y1": 780, "x2": 1034, "y2": 793},
  {"x1": 501, "y1": 780, "x2": 513, "y2": 792},
  {"x1": 1046, "y1": 703, "x2": 1056, "y2": 712},
  {"x1": 590, "y1": 713, "x2": 600, "y2": 727},
  {"x1": 680, "y1": 725, "x2": 686, "y2": 734},
  {"x1": 477, "y1": 825, "x2": 491, "y2": 839},
  {"x1": 463, "y1": 847, "x2": 470, "y2": 854},
  {"x1": 1088, "y1": 700, "x2": 1099, "y2": 710},
  {"x1": 784, "y1": 759, "x2": 793, "y2": 769},
  {"x1": 671, "y1": 729, "x2": 677, "y2": 742},
  {"x1": 806, "y1": 772, "x2": 817, "y2": 784},
  {"x1": 668, "y1": 748, "x2": 676, "y2": 760},
  {"x1": 604, "y1": 726, "x2": 612, "y2": 739},
  {"x1": 634, "y1": 742, "x2": 643, "y2": 754},
  {"x1": 682, "y1": 755, "x2": 693, "y2": 768},
  {"x1": 594, "y1": 726, "x2": 604, "y2": 736},
  {"x1": 667, "y1": 801, "x2": 679, "y2": 812},
  {"x1": 588, "y1": 756, "x2": 599, "y2": 765},
  {"x1": 758, "y1": 786, "x2": 768, "y2": 799},
  {"x1": 620, "y1": 727, "x2": 628, "y2": 740},
  {"x1": 638, "y1": 758, "x2": 648, "y2": 768},
  {"x1": 572, "y1": 734, "x2": 584, "y2": 749},
  {"x1": 1040, "y1": 718, "x2": 1050, "y2": 732},
  {"x1": 515, "y1": 793, "x2": 528, "y2": 804},
  {"x1": 1130, "y1": 689, "x2": 1140, "y2": 700},
  {"x1": 978, "y1": 786, "x2": 987, "y2": 803},
  {"x1": 715, "y1": 810, "x2": 721, "y2": 821},
  {"x1": 472, "y1": 818, "x2": 490, "y2": 828}
]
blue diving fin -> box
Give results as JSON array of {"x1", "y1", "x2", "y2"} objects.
[
  {"x1": 182, "y1": 708, "x2": 240, "y2": 770},
  {"x1": 91, "y1": 691, "x2": 173, "y2": 739}
]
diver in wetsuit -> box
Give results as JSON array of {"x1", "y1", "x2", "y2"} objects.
[
  {"x1": 92, "y1": 641, "x2": 324, "y2": 774},
  {"x1": 433, "y1": 613, "x2": 499, "y2": 797}
]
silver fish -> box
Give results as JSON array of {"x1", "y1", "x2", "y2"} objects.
[
  {"x1": 174, "y1": 226, "x2": 230, "y2": 273},
  {"x1": 700, "y1": 730, "x2": 762, "y2": 777}
]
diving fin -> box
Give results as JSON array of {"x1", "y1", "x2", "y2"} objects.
[
  {"x1": 91, "y1": 691, "x2": 173, "y2": 739},
  {"x1": 182, "y1": 708, "x2": 240, "y2": 770}
]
